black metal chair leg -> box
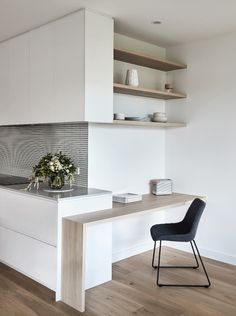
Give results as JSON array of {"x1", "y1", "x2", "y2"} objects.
[
  {"x1": 157, "y1": 240, "x2": 162, "y2": 286},
  {"x1": 190, "y1": 240, "x2": 199, "y2": 269},
  {"x1": 192, "y1": 240, "x2": 211, "y2": 287},
  {"x1": 156, "y1": 240, "x2": 211, "y2": 287},
  {"x1": 152, "y1": 240, "x2": 199, "y2": 269},
  {"x1": 152, "y1": 241, "x2": 157, "y2": 268}
]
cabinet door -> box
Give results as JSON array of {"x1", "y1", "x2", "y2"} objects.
[
  {"x1": 0, "y1": 34, "x2": 29, "y2": 125},
  {"x1": 53, "y1": 11, "x2": 85, "y2": 122},
  {"x1": 84, "y1": 10, "x2": 113, "y2": 122},
  {"x1": 29, "y1": 24, "x2": 55, "y2": 124},
  {"x1": 8, "y1": 34, "x2": 30, "y2": 124},
  {"x1": 29, "y1": 11, "x2": 85, "y2": 124},
  {"x1": 0, "y1": 42, "x2": 10, "y2": 125}
]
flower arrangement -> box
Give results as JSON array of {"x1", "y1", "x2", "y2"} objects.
[{"x1": 27, "y1": 152, "x2": 77, "y2": 190}]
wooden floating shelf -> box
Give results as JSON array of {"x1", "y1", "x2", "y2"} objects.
[
  {"x1": 112, "y1": 120, "x2": 186, "y2": 128},
  {"x1": 114, "y1": 83, "x2": 186, "y2": 100},
  {"x1": 114, "y1": 48, "x2": 187, "y2": 72}
]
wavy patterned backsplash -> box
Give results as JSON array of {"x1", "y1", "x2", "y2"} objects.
[{"x1": 0, "y1": 122, "x2": 88, "y2": 187}]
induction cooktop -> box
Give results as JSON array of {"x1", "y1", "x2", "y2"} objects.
[{"x1": 0, "y1": 174, "x2": 30, "y2": 186}]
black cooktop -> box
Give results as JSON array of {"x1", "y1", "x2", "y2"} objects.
[{"x1": 0, "y1": 174, "x2": 30, "y2": 186}]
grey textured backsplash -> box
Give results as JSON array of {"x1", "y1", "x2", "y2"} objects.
[{"x1": 0, "y1": 122, "x2": 88, "y2": 187}]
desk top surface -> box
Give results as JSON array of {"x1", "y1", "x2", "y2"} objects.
[{"x1": 67, "y1": 193, "x2": 203, "y2": 225}]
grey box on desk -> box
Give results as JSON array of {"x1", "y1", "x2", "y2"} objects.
[{"x1": 150, "y1": 179, "x2": 173, "y2": 195}]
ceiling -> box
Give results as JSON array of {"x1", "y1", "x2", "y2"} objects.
[{"x1": 1, "y1": 0, "x2": 236, "y2": 47}]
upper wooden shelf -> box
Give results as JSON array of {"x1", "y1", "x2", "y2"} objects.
[
  {"x1": 114, "y1": 48, "x2": 187, "y2": 72},
  {"x1": 114, "y1": 83, "x2": 186, "y2": 100}
]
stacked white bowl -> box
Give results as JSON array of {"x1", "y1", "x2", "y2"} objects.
[{"x1": 152, "y1": 112, "x2": 168, "y2": 123}]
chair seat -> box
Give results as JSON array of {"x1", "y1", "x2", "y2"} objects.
[{"x1": 150, "y1": 223, "x2": 193, "y2": 242}]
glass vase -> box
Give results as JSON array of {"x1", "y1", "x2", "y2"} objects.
[{"x1": 48, "y1": 175, "x2": 65, "y2": 190}]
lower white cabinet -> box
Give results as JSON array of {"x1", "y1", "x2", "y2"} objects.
[
  {"x1": 0, "y1": 226, "x2": 57, "y2": 290},
  {"x1": 0, "y1": 186, "x2": 112, "y2": 297}
]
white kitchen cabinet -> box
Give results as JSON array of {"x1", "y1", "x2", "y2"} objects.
[
  {"x1": 0, "y1": 185, "x2": 112, "y2": 295},
  {"x1": 52, "y1": 11, "x2": 85, "y2": 123},
  {"x1": 0, "y1": 34, "x2": 30, "y2": 125},
  {"x1": 0, "y1": 42, "x2": 10, "y2": 124},
  {"x1": 0, "y1": 9, "x2": 113, "y2": 125},
  {"x1": 9, "y1": 34, "x2": 30, "y2": 124},
  {"x1": 29, "y1": 24, "x2": 55, "y2": 123},
  {"x1": 29, "y1": 11, "x2": 85, "y2": 124}
]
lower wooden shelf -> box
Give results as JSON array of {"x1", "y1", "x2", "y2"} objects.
[
  {"x1": 90, "y1": 120, "x2": 186, "y2": 128},
  {"x1": 112, "y1": 120, "x2": 186, "y2": 128}
]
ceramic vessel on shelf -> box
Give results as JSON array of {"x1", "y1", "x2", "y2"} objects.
[
  {"x1": 152, "y1": 112, "x2": 168, "y2": 123},
  {"x1": 165, "y1": 83, "x2": 173, "y2": 93},
  {"x1": 114, "y1": 113, "x2": 125, "y2": 120},
  {"x1": 125, "y1": 69, "x2": 139, "y2": 87}
]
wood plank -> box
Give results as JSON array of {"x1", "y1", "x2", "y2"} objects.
[
  {"x1": 68, "y1": 193, "x2": 203, "y2": 225},
  {"x1": 90, "y1": 120, "x2": 186, "y2": 128},
  {"x1": 114, "y1": 48, "x2": 187, "y2": 71},
  {"x1": 112, "y1": 120, "x2": 186, "y2": 128},
  {"x1": 0, "y1": 247, "x2": 236, "y2": 316},
  {"x1": 61, "y1": 218, "x2": 85, "y2": 312},
  {"x1": 114, "y1": 83, "x2": 186, "y2": 100}
]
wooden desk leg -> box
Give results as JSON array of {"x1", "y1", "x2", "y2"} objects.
[{"x1": 61, "y1": 218, "x2": 85, "y2": 312}]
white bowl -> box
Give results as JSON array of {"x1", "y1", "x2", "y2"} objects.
[
  {"x1": 152, "y1": 117, "x2": 168, "y2": 123},
  {"x1": 153, "y1": 112, "x2": 166, "y2": 117}
]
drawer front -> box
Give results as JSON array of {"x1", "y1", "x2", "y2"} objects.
[
  {"x1": 0, "y1": 189, "x2": 57, "y2": 246},
  {"x1": 0, "y1": 225, "x2": 57, "y2": 290}
]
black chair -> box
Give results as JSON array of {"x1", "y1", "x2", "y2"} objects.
[{"x1": 150, "y1": 198, "x2": 211, "y2": 287}]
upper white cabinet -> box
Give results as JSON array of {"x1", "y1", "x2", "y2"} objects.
[
  {"x1": 0, "y1": 42, "x2": 10, "y2": 125},
  {"x1": 0, "y1": 34, "x2": 30, "y2": 125},
  {"x1": 0, "y1": 9, "x2": 114, "y2": 125},
  {"x1": 29, "y1": 24, "x2": 55, "y2": 123}
]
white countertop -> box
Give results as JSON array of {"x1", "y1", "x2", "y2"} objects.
[{"x1": 0, "y1": 183, "x2": 112, "y2": 201}]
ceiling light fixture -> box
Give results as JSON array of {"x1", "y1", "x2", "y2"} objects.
[{"x1": 152, "y1": 21, "x2": 162, "y2": 25}]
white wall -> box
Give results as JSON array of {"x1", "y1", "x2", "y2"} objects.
[
  {"x1": 165, "y1": 31, "x2": 236, "y2": 265},
  {"x1": 88, "y1": 34, "x2": 167, "y2": 261},
  {"x1": 89, "y1": 34, "x2": 167, "y2": 194}
]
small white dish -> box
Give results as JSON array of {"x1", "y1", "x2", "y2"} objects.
[
  {"x1": 153, "y1": 112, "x2": 166, "y2": 117},
  {"x1": 125, "y1": 117, "x2": 145, "y2": 121},
  {"x1": 152, "y1": 117, "x2": 168, "y2": 123},
  {"x1": 43, "y1": 188, "x2": 74, "y2": 193}
]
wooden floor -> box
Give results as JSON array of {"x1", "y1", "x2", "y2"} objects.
[{"x1": 0, "y1": 247, "x2": 236, "y2": 316}]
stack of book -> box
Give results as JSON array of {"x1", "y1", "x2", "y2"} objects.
[{"x1": 113, "y1": 193, "x2": 142, "y2": 204}]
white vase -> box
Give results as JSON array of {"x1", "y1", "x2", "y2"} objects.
[{"x1": 125, "y1": 69, "x2": 139, "y2": 87}]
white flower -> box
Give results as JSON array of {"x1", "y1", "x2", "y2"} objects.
[{"x1": 50, "y1": 166, "x2": 54, "y2": 172}]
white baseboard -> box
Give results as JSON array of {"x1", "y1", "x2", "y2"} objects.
[
  {"x1": 112, "y1": 241, "x2": 153, "y2": 263},
  {"x1": 112, "y1": 241, "x2": 236, "y2": 266},
  {"x1": 166, "y1": 242, "x2": 236, "y2": 266}
]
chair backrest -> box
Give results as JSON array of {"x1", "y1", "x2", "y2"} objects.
[{"x1": 182, "y1": 198, "x2": 206, "y2": 239}]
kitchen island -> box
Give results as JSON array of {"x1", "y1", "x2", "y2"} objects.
[
  {"x1": 0, "y1": 184, "x2": 203, "y2": 312},
  {"x1": 0, "y1": 184, "x2": 112, "y2": 302}
]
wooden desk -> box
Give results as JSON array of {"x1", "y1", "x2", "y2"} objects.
[{"x1": 61, "y1": 193, "x2": 202, "y2": 312}]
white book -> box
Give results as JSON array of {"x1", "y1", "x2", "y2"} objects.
[{"x1": 113, "y1": 193, "x2": 142, "y2": 203}]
